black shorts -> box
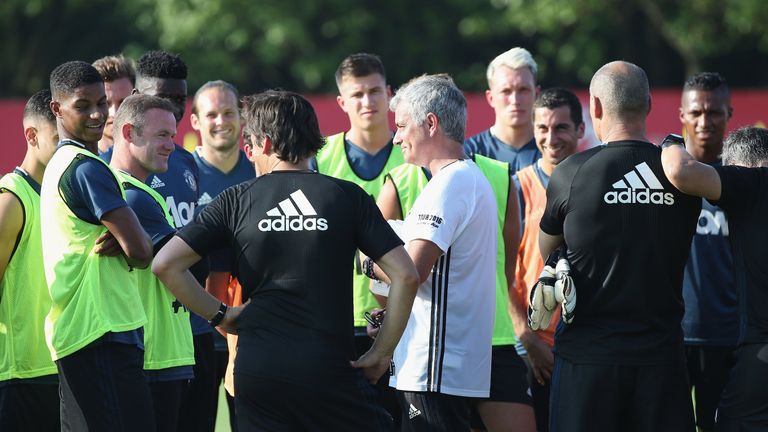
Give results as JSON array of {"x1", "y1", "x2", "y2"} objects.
[
  {"x1": 0, "y1": 378, "x2": 60, "y2": 431},
  {"x1": 716, "y1": 343, "x2": 768, "y2": 431},
  {"x1": 685, "y1": 344, "x2": 735, "y2": 429},
  {"x1": 177, "y1": 332, "x2": 217, "y2": 432},
  {"x1": 549, "y1": 355, "x2": 694, "y2": 432},
  {"x1": 57, "y1": 340, "x2": 155, "y2": 431},
  {"x1": 235, "y1": 372, "x2": 391, "y2": 431},
  {"x1": 399, "y1": 391, "x2": 471, "y2": 432},
  {"x1": 469, "y1": 345, "x2": 533, "y2": 428}
]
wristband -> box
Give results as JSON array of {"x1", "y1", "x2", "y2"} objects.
[
  {"x1": 363, "y1": 257, "x2": 378, "y2": 281},
  {"x1": 208, "y1": 302, "x2": 228, "y2": 327}
]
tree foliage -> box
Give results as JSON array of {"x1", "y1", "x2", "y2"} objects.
[{"x1": 1, "y1": 0, "x2": 766, "y2": 98}]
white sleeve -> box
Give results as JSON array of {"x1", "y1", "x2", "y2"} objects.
[{"x1": 404, "y1": 171, "x2": 470, "y2": 253}]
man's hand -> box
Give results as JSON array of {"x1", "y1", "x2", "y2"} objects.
[
  {"x1": 218, "y1": 300, "x2": 250, "y2": 334},
  {"x1": 350, "y1": 349, "x2": 392, "y2": 384},
  {"x1": 94, "y1": 230, "x2": 123, "y2": 257},
  {"x1": 520, "y1": 331, "x2": 554, "y2": 385}
]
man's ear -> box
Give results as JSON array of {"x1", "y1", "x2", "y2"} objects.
[
  {"x1": 50, "y1": 100, "x2": 62, "y2": 118},
  {"x1": 24, "y1": 126, "x2": 38, "y2": 147},
  {"x1": 336, "y1": 95, "x2": 347, "y2": 113},
  {"x1": 190, "y1": 113, "x2": 200, "y2": 131},
  {"x1": 426, "y1": 112, "x2": 439, "y2": 137},
  {"x1": 591, "y1": 95, "x2": 603, "y2": 120},
  {"x1": 121, "y1": 123, "x2": 134, "y2": 142}
]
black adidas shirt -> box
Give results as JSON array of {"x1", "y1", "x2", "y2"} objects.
[
  {"x1": 711, "y1": 166, "x2": 768, "y2": 345},
  {"x1": 178, "y1": 171, "x2": 403, "y2": 384},
  {"x1": 540, "y1": 141, "x2": 700, "y2": 365}
]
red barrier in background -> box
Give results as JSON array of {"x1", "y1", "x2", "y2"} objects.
[{"x1": 1, "y1": 90, "x2": 764, "y2": 174}]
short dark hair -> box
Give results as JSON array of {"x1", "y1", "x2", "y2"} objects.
[
  {"x1": 49, "y1": 61, "x2": 103, "y2": 100},
  {"x1": 93, "y1": 54, "x2": 136, "y2": 85},
  {"x1": 136, "y1": 50, "x2": 188, "y2": 80},
  {"x1": 683, "y1": 72, "x2": 729, "y2": 95},
  {"x1": 335, "y1": 53, "x2": 386, "y2": 88},
  {"x1": 241, "y1": 90, "x2": 323, "y2": 163},
  {"x1": 722, "y1": 126, "x2": 768, "y2": 167},
  {"x1": 534, "y1": 88, "x2": 583, "y2": 126},
  {"x1": 23, "y1": 89, "x2": 55, "y2": 123},
  {"x1": 192, "y1": 80, "x2": 240, "y2": 115},
  {"x1": 113, "y1": 94, "x2": 176, "y2": 138}
]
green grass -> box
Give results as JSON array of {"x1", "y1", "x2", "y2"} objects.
[{"x1": 215, "y1": 384, "x2": 233, "y2": 432}]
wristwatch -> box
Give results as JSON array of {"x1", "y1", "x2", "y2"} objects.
[
  {"x1": 660, "y1": 133, "x2": 685, "y2": 149},
  {"x1": 208, "y1": 302, "x2": 228, "y2": 327}
]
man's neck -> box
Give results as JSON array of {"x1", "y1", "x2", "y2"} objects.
[
  {"x1": 19, "y1": 153, "x2": 45, "y2": 185},
  {"x1": 491, "y1": 123, "x2": 534, "y2": 150},
  {"x1": 201, "y1": 144, "x2": 240, "y2": 174},
  {"x1": 346, "y1": 126, "x2": 392, "y2": 155},
  {"x1": 426, "y1": 145, "x2": 467, "y2": 176},
  {"x1": 60, "y1": 130, "x2": 98, "y2": 154},
  {"x1": 686, "y1": 142, "x2": 722, "y2": 164},
  {"x1": 598, "y1": 119, "x2": 648, "y2": 144}
]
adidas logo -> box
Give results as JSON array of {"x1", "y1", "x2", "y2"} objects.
[
  {"x1": 603, "y1": 162, "x2": 674, "y2": 205},
  {"x1": 150, "y1": 176, "x2": 165, "y2": 189},
  {"x1": 198, "y1": 192, "x2": 213, "y2": 206},
  {"x1": 408, "y1": 403, "x2": 422, "y2": 419},
  {"x1": 257, "y1": 189, "x2": 328, "y2": 232}
]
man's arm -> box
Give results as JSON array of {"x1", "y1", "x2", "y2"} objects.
[
  {"x1": 538, "y1": 231, "x2": 563, "y2": 260},
  {"x1": 661, "y1": 145, "x2": 722, "y2": 200},
  {"x1": 351, "y1": 245, "x2": 419, "y2": 382},
  {"x1": 100, "y1": 206, "x2": 153, "y2": 269},
  {"x1": 0, "y1": 192, "x2": 23, "y2": 282},
  {"x1": 152, "y1": 235, "x2": 242, "y2": 333},
  {"x1": 376, "y1": 177, "x2": 403, "y2": 221}
]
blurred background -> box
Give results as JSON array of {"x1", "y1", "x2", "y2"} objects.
[{"x1": 1, "y1": 0, "x2": 766, "y2": 165}]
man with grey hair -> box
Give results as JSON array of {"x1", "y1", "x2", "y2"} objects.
[
  {"x1": 538, "y1": 61, "x2": 699, "y2": 431},
  {"x1": 368, "y1": 74, "x2": 498, "y2": 431},
  {"x1": 465, "y1": 47, "x2": 540, "y2": 173},
  {"x1": 662, "y1": 126, "x2": 768, "y2": 431}
]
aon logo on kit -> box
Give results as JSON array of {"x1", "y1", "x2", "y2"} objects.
[
  {"x1": 697, "y1": 209, "x2": 728, "y2": 236},
  {"x1": 258, "y1": 189, "x2": 329, "y2": 232}
]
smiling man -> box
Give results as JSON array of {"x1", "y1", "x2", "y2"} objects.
[
  {"x1": 510, "y1": 88, "x2": 583, "y2": 432},
  {"x1": 41, "y1": 60, "x2": 154, "y2": 430},
  {"x1": 381, "y1": 74, "x2": 497, "y2": 431},
  {"x1": 465, "y1": 47, "x2": 541, "y2": 173},
  {"x1": 109, "y1": 94, "x2": 195, "y2": 431},
  {"x1": 190, "y1": 80, "x2": 253, "y2": 430}
]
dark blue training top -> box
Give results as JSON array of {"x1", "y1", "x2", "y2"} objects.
[
  {"x1": 464, "y1": 129, "x2": 540, "y2": 174},
  {"x1": 193, "y1": 149, "x2": 256, "y2": 272},
  {"x1": 682, "y1": 163, "x2": 737, "y2": 346},
  {"x1": 123, "y1": 179, "x2": 193, "y2": 382},
  {"x1": 146, "y1": 144, "x2": 209, "y2": 335},
  {"x1": 309, "y1": 138, "x2": 395, "y2": 179}
]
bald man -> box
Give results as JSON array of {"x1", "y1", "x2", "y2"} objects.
[{"x1": 537, "y1": 61, "x2": 700, "y2": 431}]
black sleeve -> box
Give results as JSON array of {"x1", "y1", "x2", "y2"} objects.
[
  {"x1": 539, "y1": 159, "x2": 575, "y2": 236},
  {"x1": 176, "y1": 186, "x2": 235, "y2": 257},
  {"x1": 710, "y1": 166, "x2": 767, "y2": 213},
  {"x1": 353, "y1": 186, "x2": 404, "y2": 261}
]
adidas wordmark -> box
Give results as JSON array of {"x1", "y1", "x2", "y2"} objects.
[
  {"x1": 603, "y1": 162, "x2": 674, "y2": 205},
  {"x1": 258, "y1": 189, "x2": 328, "y2": 232}
]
